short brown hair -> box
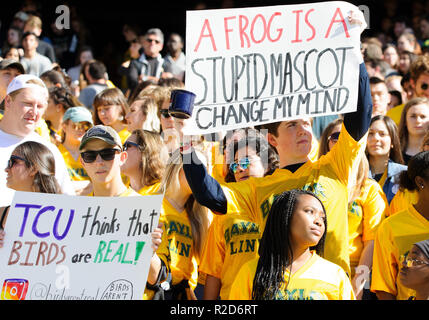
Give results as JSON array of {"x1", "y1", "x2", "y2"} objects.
[
  {"x1": 93, "y1": 88, "x2": 129, "y2": 125},
  {"x1": 409, "y1": 54, "x2": 429, "y2": 82}
]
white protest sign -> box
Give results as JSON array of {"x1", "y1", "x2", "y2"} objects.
[
  {"x1": 0, "y1": 191, "x2": 162, "y2": 300},
  {"x1": 184, "y1": 1, "x2": 362, "y2": 134}
]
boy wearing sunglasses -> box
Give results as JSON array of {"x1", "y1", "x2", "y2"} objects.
[{"x1": 79, "y1": 125, "x2": 139, "y2": 197}]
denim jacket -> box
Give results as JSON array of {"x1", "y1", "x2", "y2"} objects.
[{"x1": 369, "y1": 160, "x2": 407, "y2": 204}]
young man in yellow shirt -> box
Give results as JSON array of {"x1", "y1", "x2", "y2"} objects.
[
  {"x1": 179, "y1": 60, "x2": 372, "y2": 291},
  {"x1": 79, "y1": 124, "x2": 167, "y2": 299}
]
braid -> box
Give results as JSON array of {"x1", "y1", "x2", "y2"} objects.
[{"x1": 251, "y1": 189, "x2": 327, "y2": 300}]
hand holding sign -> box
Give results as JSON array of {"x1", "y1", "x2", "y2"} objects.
[
  {"x1": 0, "y1": 230, "x2": 5, "y2": 249},
  {"x1": 184, "y1": 1, "x2": 363, "y2": 135}
]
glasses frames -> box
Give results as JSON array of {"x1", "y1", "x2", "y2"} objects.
[
  {"x1": 328, "y1": 131, "x2": 341, "y2": 142},
  {"x1": 123, "y1": 141, "x2": 141, "y2": 151},
  {"x1": 404, "y1": 256, "x2": 429, "y2": 268},
  {"x1": 6, "y1": 155, "x2": 27, "y2": 169},
  {"x1": 146, "y1": 38, "x2": 160, "y2": 44},
  {"x1": 229, "y1": 157, "x2": 251, "y2": 174},
  {"x1": 160, "y1": 109, "x2": 171, "y2": 118},
  {"x1": 420, "y1": 82, "x2": 429, "y2": 91},
  {"x1": 80, "y1": 148, "x2": 121, "y2": 163}
]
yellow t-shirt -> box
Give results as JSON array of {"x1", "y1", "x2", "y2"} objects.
[
  {"x1": 35, "y1": 119, "x2": 51, "y2": 142},
  {"x1": 371, "y1": 204, "x2": 429, "y2": 300},
  {"x1": 138, "y1": 181, "x2": 162, "y2": 196},
  {"x1": 118, "y1": 128, "x2": 132, "y2": 144},
  {"x1": 348, "y1": 179, "x2": 388, "y2": 276},
  {"x1": 199, "y1": 212, "x2": 261, "y2": 300},
  {"x1": 88, "y1": 186, "x2": 140, "y2": 197},
  {"x1": 308, "y1": 134, "x2": 320, "y2": 162},
  {"x1": 229, "y1": 251, "x2": 355, "y2": 300},
  {"x1": 386, "y1": 103, "x2": 404, "y2": 127},
  {"x1": 154, "y1": 198, "x2": 200, "y2": 295},
  {"x1": 389, "y1": 189, "x2": 419, "y2": 216},
  {"x1": 58, "y1": 144, "x2": 89, "y2": 181},
  {"x1": 219, "y1": 124, "x2": 367, "y2": 275}
]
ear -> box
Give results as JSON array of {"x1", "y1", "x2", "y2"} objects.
[
  {"x1": 3, "y1": 95, "x2": 12, "y2": 111},
  {"x1": 267, "y1": 132, "x2": 278, "y2": 148},
  {"x1": 119, "y1": 151, "x2": 128, "y2": 165},
  {"x1": 410, "y1": 78, "x2": 416, "y2": 91},
  {"x1": 79, "y1": 156, "x2": 86, "y2": 168},
  {"x1": 415, "y1": 176, "x2": 426, "y2": 190},
  {"x1": 28, "y1": 167, "x2": 38, "y2": 178}
]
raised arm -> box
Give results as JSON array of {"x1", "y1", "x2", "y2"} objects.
[
  {"x1": 342, "y1": 62, "x2": 373, "y2": 141},
  {"x1": 182, "y1": 149, "x2": 228, "y2": 214}
]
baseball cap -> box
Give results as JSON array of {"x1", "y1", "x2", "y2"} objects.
[
  {"x1": 14, "y1": 11, "x2": 29, "y2": 22},
  {"x1": 63, "y1": 106, "x2": 94, "y2": 124},
  {"x1": 79, "y1": 125, "x2": 122, "y2": 151},
  {"x1": 0, "y1": 59, "x2": 25, "y2": 74},
  {"x1": 6, "y1": 74, "x2": 47, "y2": 95}
]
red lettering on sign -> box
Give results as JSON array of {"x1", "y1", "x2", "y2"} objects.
[
  {"x1": 325, "y1": 7, "x2": 349, "y2": 38},
  {"x1": 194, "y1": 19, "x2": 217, "y2": 52}
]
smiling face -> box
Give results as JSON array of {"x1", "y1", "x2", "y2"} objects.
[
  {"x1": 232, "y1": 146, "x2": 265, "y2": 182},
  {"x1": 367, "y1": 120, "x2": 393, "y2": 158},
  {"x1": 4, "y1": 152, "x2": 35, "y2": 191},
  {"x1": 4, "y1": 87, "x2": 48, "y2": 137},
  {"x1": 289, "y1": 194, "x2": 326, "y2": 249}
]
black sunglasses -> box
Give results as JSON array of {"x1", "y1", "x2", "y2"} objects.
[
  {"x1": 6, "y1": 155, "x2": 27, "y2": 169},
  {"x1": 160, "y1": 109, "x2": 171, "y2": 118},
  {"x1": 421, "y1": 82, "x2": 429, "y2": 91},
  {"x1": 123, "y1": 141, "x2": 140, "y2": 151},
  {"x1": 146, "y1": 38, "x2": 160, "y2": 44},
  {"x1": 328, "y1": 131, "x2": 340, "y2": 142},
  {"x1": 80, "y1": 148, "x2": 120, "y2": 163}
]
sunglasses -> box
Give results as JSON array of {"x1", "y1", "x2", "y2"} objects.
[
  {"x1": 160, "y1": 109, "x2": 171, "y2": 118},
  {"x1": 421, "y1": 82, "x2": 429, "y2": 91},
  {"x1": 404, "y1": 256, "x2": 429, "y2": 267},
  {"x1": 229, "y1": 157, "x2": 251, "y2": 174},
  {"x1": 328, "y1": 131, "x2": 340, "y2": 142},
  {"x1": 146, "y1": 38, "x2": 160, "y2": 44},
  {"x1": 80, "y1": 148, "x2": 120, "y2": 163},
  {"x1": 71, "y1": 123, "x2": 92, "y2": 131},
  {"x1": 6, "y1": 155, "x2": 27, "y2": 169},
  {"x1": 123, "y1": 141, "x2": 140, "y2": 151}
]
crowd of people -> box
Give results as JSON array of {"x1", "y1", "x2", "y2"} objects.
[{"x1": 0, "y1": 1, "x2": 428, "y2": 301}]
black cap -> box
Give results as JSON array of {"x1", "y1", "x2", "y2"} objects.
[{"x1": 0, "y1": 59, "x2": 25, "y2": 74}]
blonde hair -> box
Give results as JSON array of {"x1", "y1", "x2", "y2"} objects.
[
  {"x1": 25, "y1": 16, "x2": 42, "y2": 30},
  {"x1": 160, "y1": 149, "x2": 210, "y2": 259},
  {"x1": 133, "y1": 129, "x2": 166, "y2": 187},
  {"x1": 349, "y1": 154, "x2": 369, "y2": 204},
  {"x1": 131, "y1": 97, "x2": 160, "y2": 133}
]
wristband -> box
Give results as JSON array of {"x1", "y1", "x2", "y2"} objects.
[{"x1": 179, "y1": 141, "x2": 193, "y2": 154}]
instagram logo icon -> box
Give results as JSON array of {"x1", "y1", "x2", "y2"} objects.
[{"x1": 1, "y1": 279, "x2": 29, "y2": 300}]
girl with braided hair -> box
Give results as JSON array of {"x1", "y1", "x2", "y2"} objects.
[{"x1": 230, "y1": 189, "x2": 355, "y2": 300}]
